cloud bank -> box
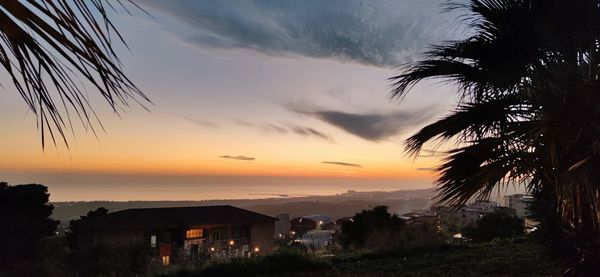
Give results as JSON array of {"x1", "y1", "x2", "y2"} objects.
[
  {"x1": 289, "y1": 105, "x2": 434, "y2": 141},
  {"x1": 141, "y1": 0, "x2": 455, "y2": 67}
]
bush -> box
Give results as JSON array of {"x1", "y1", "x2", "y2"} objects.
[
  {"x1": 166, "y1": 249, "x2": 331, "y2": 277},
  {"x1": 462, "y1": 212, "x2": 524, "y2": 242},
  {"x1": 338, "y1": 206, "x2": 406, "y2": 250},
  {"x1": 73, "y1": 242, "x2": 153, "y2": 277}
]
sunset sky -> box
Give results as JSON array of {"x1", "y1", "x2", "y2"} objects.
[{"x1": 0, "y1": 0, "x2": 463, "y2": 201}]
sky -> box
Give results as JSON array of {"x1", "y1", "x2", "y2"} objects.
[{"x1": 0, "y1": 0, "x2": 464, "y2": 201}]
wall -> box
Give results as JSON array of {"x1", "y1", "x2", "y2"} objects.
[{"x1": 250, "y1": 221, "x2": 275, "y2": 254}]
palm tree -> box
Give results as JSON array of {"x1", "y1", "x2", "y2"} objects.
[
  {"x1": 0, "y1": 0, "x2": 149, "y2": 147},
  {"x1": 391, "y1": 0, "x2": 600, "y2": 273}
]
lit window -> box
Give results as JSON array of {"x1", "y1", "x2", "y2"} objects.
[
  {"x1": 161, "y1": 255, "x2": 170, "y2": 266},
  {"x1": 150, "y1": 235, "x2": 157, "y2": 247},
  {"x1": 186, "y1": 228, "x2": 203, "y2": 239}
]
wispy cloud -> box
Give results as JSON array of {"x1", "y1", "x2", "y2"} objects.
[
  {"x1": 183, "y1": 117, "x2": 219, "y2": 129},
  {"x1": 322, "y1": 161, "x2": 362, "y2": 168},
  {"x1": 288, "y1": 104, "x2": 434, "y2": 141},
  {"x1": 288, "y1": 125, "x2": 334, "y2": 142},
  {"x1": 219, "y1": 155, "x2": 255, "y2": 161},
  {"x1": 234, "y1": 120, "x2": 334, "y2": 142},
  {"x1": 140, "y1": 0, "x2": 455, "y2": 67}
]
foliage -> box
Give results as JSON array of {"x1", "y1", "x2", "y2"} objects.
[
  {"x1": 461, "y1": 212, "x2": 524, "y2": 242},
  {"x1": 390, "y1": 0, "x2": 600, "y2": 271},
  {"x1": 402, "y1": 222, "x2": 447, "y2": 250},
  {"x1": 164, "y1": 249, "x2": 331, "y2": 277},
  {"x1": 66, "y1": 207, "x2": 108, "y2": 251},
  {"x1": 338, "y1": 206, "x2": 406, "y2": 250},
  {"x1": 323, "y1": 238, "x2": 561, "y2": 277},
  {"x1": 0, "y1": 0, "x2": 148, "y2": 146},
  {"x1": 72, "y1": 242, "x2": 153, "y2": 277},
  {"x1": 0, "y1": 182, "x2": 59, "y2": 275}
]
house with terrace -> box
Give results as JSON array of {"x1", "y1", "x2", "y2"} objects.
[{"x1": 76, "y1": 205, "x2": 275, "y2": 265}]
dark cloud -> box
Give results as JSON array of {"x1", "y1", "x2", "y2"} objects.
[
  {"x1": 219, "y1": 155, "x2": 255, "y2": 161},
  {"x1": 141, "y1": 0, "x2": 456, "y2": 67},
  {"x1": 322, "y1": 161, "x2": 362, "y2": 168},
  {"x1": 289, "y1": 105, "x2": 434, "y2": 141},
  {"x1": 288, "y1": 125, "x2": 334, "y2": 142},
  {"x1": 183, "y1": 117, "x2": 219, "y2": 129},
  {"x1": 261, "y1": 124, "x2": 289, "y2": 135},
  {"x1": 234, "y1": 120, "x2": 334, "y2": 142},
  {"x1": 416, "y1": 167, "x2": 438, "y2": 172}
]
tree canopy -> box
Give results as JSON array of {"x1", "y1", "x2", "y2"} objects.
[
  {"x1": 0, "y1": 182, "x2": 58, "y2": 268},
  {"x1": 338, "y1": 205, "x2": 405, "y2": 249}
]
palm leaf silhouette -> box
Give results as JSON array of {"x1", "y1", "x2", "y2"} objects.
[{"x1": 0, "y1": 0, "x2": 149, "y2": 147}]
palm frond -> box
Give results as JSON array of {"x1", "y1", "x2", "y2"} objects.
[{"x1": 0, "y1": 0, "x2": 149, "y2": 147}]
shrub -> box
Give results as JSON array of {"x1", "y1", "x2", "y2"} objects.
[
  {"x1": 338, "y1": 206, "x2": 406, "y2": 250},
  {"x1": 167, "y1": 249, "x2": 330, "y2": 277},
  {"x1": 462, "y1": 212, "x2": 524, "y2": 242}
]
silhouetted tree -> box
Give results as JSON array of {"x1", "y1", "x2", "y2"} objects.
[
  {"x1": 462, "y1": 212, "x2": 524, "y2": 242},
  {"x1": 338, "y1": 206, "x2": 405, "y2": 249},
  {"x1": 0, "y1": 182, "x2": 58, "y2": 272},
  {"x1": 66, "y1": 207, "x2": 108, "y2": 251},
  {"x1": 0, "y1": 1, "x2": 148, "y2": 147},
  {"x1": 391, "y1": 0, "x2": 600, "y2": 272}
]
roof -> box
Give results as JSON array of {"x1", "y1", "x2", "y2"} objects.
[
  {"x1": 301, "y1": 214, "x2": 335, "y2": 223},
  {"x1": 81, "y1": 205, "x2": 276, "y2": 231}
]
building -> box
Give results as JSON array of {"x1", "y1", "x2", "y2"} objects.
[
  {"x1": 504, "y1": 194, "x2": 534, "y2": 218},
  {"x1": 460, "y1": 200, "x2": 516, "y2": 225},
  {"x1": 402, "y1": 210, "x2": 438, "y2": 225},
  {"x1": 77, "y1": 205, "x2": 276, "y2": 265},
  {"x1": 290, "y1": 214, "x2": 335, "y2": 236},
  {"x1": 294, "y1": 230, "x2": 335, "y2": 251},
  {"x1": 274, "y1": 214, "x2": 291, "y2": 238}
]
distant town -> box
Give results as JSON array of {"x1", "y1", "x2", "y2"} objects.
[{"x1": 61, "y1": 189, "x2": 534, "y2": 266}]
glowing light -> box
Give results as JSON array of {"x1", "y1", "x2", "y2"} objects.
[
  {"x1": 254, "y1": 247, "x2": 260, "y2": 252},
  {"x1": 186, "y1": 228, "x2": 203, "y2": 239},
  {"x1": 210, "y1": 247, "x2": 215, "y2": 252},
  {"x1": 229, "y1": 240, "x2": 235, "y2": 246},
  {"x1": 161, "y1": 256, "x2": 170, "y2": 266}
]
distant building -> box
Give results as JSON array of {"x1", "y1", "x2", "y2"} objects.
[
  {"x1": 504, "y1": 194, "x2": 537, "y2": 231},
  {"x1": 77, "y1": 205, "x2": 275, "y2": 265},
  {"x1": 290, "y1": 214, "x2": 336, "y2": 236},
  {"x1": 460, "y1": 200, "x2": 516, "y2": 225},
  {"x1": 504, "y1": 194, "x2": 534, "y2": 218},
  {"x1": 274, "y1": 214, "x2": 291, "y2": 238},
  {"x1": 402, "y1": 210, "x2": 438, "y2": 225},
  {"x1": 294, "y1": 230, "x2": 335, "y2": 251},
  {"x1": 461, "y1": 200, "x2": 498, "y2": 225}
]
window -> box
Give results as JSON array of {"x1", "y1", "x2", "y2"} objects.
[
  {"x1": 161, "y1": 255, "x2": 170, "y2": 266},
  {"x1": 186, "y1": 228, "x2": 203, "y2": 239},
  {"x1": 150, "y1": 235, "x2": 157, "y2": 247}
]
